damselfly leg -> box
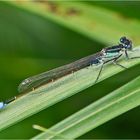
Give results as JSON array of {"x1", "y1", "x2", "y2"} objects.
[
  {"x1": 94, "y1": 62, "x2": 104, "y2": 83},
  {"x1": 94, "y1": 46, "x2": 140, "y2": 84},
  {"x1": 113, "y1": 54, "x2": 127, "y2": 69},
  {"x1": 94, "y1": 55, "x2": 127, "y2": 84},
  {"x1": 125, "y1": 50, "x2": 140, "y2": 60}
]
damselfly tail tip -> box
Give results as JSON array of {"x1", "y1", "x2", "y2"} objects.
[
  {"x1": 4, "y1": 96, "x2": 16, "y2": 104},
  {"x1": 0, "y1": 102, "x2": 6, "y2": 109},
  {"x1": 0, "y1": 96, "x2": 16, "y2": 110}
]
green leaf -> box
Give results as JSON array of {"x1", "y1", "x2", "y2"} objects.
[
  {"x1": 32, "y1": 74, "x2": 140, "y2": 139},
  {"x1": 0, "y1": 47, "x2": 140, "y2": 131},
  {"x1": 4, "y1": 1, "x2": 140, "y2": 45}
]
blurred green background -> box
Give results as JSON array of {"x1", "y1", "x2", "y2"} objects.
[{"x1": 0, "y1": 1, "x2": 140, "y2": 139}]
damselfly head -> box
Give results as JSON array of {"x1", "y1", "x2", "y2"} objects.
[{"x1": 120, "y1": 36, "x2": 132, "y2": 51}]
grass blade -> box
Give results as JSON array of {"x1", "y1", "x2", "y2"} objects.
[
  {"x1": 4, "y1": 1, "x2": 140, "y2": 45},
  {"x1": 0, "y1": 47, "x2": 140, "y2": 131},
  {"x1": 32, "y1": 75, "x2": 140, "y2": 139}
]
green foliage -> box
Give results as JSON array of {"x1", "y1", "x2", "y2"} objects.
[
  {"x1": 33, "y1": 75, "x2": 140, "y2": 139},
  {"x1": 6, "y1": 1, "x2": 140, "y2": 45},
  {"x1": 0, "y1": 1, "x2": 140, "y2": 139}
]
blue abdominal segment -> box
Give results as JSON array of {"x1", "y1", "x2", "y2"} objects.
[
  {"x1": 0, "y1": 102, "x2": 6, "y2": 109},
  {"x1": 0, "y1": 97, "x2": 16, "y2": 110}
]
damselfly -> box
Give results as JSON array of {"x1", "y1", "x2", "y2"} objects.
[{"x1": 0, "y1": 36, "x2": 139, "y2": 109}]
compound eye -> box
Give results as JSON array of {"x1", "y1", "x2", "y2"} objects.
[{"x1": 120, "y1": 36, "x2": 126, "y2": 43}]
